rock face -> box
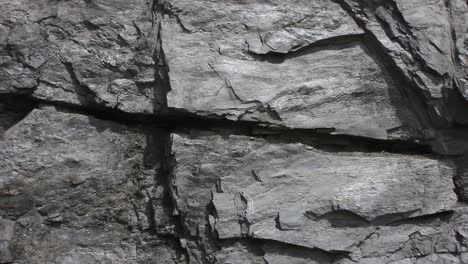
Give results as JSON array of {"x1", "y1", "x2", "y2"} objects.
[{"x1": 1, "y1": 0, "x2": 468, "y2": 263}]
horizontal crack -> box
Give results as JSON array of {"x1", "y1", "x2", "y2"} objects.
[
  {"x1": 385, "y1": 210, "x2": 454, "y2": 226},
  {"x1": 0, "y1": 93, "x2": 443, "y2": 156},
  {"x1": 215, "y1": 237, "x2": 349, "y2": 258}
]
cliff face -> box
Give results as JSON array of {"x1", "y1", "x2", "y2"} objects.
[{"x1": 1, "y1": 0, "x2": 468, "y2": 263}]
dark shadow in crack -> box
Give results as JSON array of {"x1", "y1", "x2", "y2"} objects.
[
  {"x1": 359, "y1": 39, "x2": 428, "y2": 142},
  {"x1": 305, "y1": 210, "x2": 371, "y2": 228},
  {"x1": 0, "y1": 94, "x2": 37, "y2": 140},
  {"x1": 385, "y1": 210, "x2": 453, "y2": 226},
  {"x1": 333, "y1": 0, "x2": 438, "y2": 131},
  {"x1": 247, "y1": 33, "x2": 365, "y2": 64},
  {"x1": 136, "y1": 1, "x2": 188, "y2": 259}
]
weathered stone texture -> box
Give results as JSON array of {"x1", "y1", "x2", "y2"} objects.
[
  {"x1": 1, "y1": 0, "x2": 164, "y2": 113},
  {"x1": 0, "y1": 107, "x2": 181, "y2": 263},
  {"x1": 170, "y1": 133, "x2": 459, "y2": 262},
  {"x1": 161, "y1": 0, "x2": 426, "y2": 140},
  {"x1": 1, "y1": 0, "x2": 468, "y2": 263}
]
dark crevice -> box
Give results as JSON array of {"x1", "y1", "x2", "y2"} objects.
[
  {"x1": 160, "y1": 136, "x2": 186, "y2": 237},
  {"x1": 386, "y1": 210, "x2": 454, "y2": 226},
  {"x1": 154, "y1": 130, "x2": 197, "y2": 263},
  {"x1": 35, "y1": 15, "x2": 58, "y2": 24},
  {"x1": 246, "y1": 33, "x2": 365, "y2": 64},
  {"x1": 304, "y1": 209, "x2": 438, "y2": 228},
  {"x1": 337, "y1": 0, "x2": 468, "y2": 132},
  {"x1": 0, "y1": 94, "x2": 37, "y2": 140},
  {"x1": 305, "y1": 210, "x2": 371, "y2": 228},
  {"x1": 333, "y1": 0, "x2": 438, "y2": 127},
  {"x1": 215, "y1": 237, "x2": 349, "y2": 259},
  {"x1": 59, "y1": 59, "x2": 100, "y2": 106},
  {"x1": 454, "y1": 155, "x2": 468, "y2": 202},
  {"x1": 455, "y1": 229, "x2": 465, "y2": 246},
  {"x1": 142, "y1": 116, "x2": 188, "y2": 261},
  {"x1": 370, "y1": 210, "x2": 422, "y2": 226},
  {"x1": 153, "y1": 1, "x2": 170, "y2": 114},
  {"x1": 0, "y1": 93, "x2": 443, "y2": 157},
  {"x1": 82, "y1": 20, "x2": 100, "y2": 31},
  {"x1": 337, "y1": 0, "x2": 447, "y2": 80},
  {"x1": 143, "y1": 4, "x2": 188, "y2": 259},
  {"x1": 160, "y1": 1, "x2": 192, "y2": 33}
]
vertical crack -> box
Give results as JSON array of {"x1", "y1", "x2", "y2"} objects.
[
  {"x1": 332, "y1": 0, "x2": 441, "y2": 130},
  {"x1": 59, "y1": 57, "x2": 100, "y2": 105}
]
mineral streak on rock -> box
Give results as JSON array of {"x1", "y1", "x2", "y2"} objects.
[{"x1": 1, "y1": 0, "x2": 468, "y2": 263}]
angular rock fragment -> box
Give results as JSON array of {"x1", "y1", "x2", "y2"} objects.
[
  {"x1": 393, "y1": 0, "x2": 454, "y2": 77},
  {"x1": 171, "y1": 133, "x2": 457, "y2": 255},
  {"x1": 0, "y1": 107, "x2": 179, "y2": 263},
  {"x1": 211, "y1": 192, "x2": 246, "y2": 239}
]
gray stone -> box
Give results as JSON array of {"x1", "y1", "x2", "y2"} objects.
[
  {"x1": 162, "y1": 0, "x2": 363, "y2": 57},
  {"x1": 162, "y1": 0, "x2": 425, "y2": 140},
  {"x1": 1, "y1": 0, "x2": 468, "y2": 262},
  {"x1": 171, "y1": 133, "x2": 457, "y2": 254},
  {"x1": 0, "y1": 107, "x2": 179, "y2": 263},
  {"x1": 0, "y1": 0, "x2": 164, "y2": 113},
  {"x1": 211, "y1": 192, "x2": 244, "y2": 239}
]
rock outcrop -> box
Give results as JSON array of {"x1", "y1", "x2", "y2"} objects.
[{"x1": 1, "y1": 0, "x2": 468, "y2": 263}]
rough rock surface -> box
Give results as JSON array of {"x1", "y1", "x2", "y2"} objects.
[
  {"x1": 0, "y1": 0, "x2": 165, "y2": 113},
  {"x1": 171, "y1": 133, "x2": 459, "y2": 261},
  {"x1": 1, "y1": 0, "x2": 468, "y2": 263},
  {"x1": 0, "y1": 107, "x2": 182, "y2": 263},
  {"x1": 161, "y1": 0, "x2": 424, "y2": 140}
]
